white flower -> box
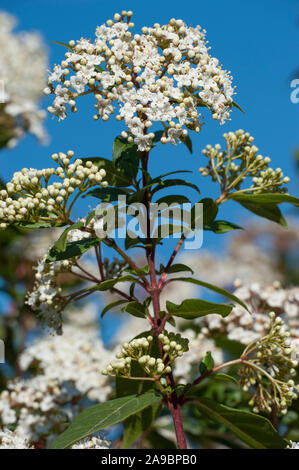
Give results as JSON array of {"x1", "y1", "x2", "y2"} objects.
[
  {"x1": 46, "y1": 13, "x2": 235, "y2": 150},
  {"x1": 0, "y1": 12, "x2": 47, "y2": 147},
  {"x1": 71, "y1": 436, "x2": 111, "y2": 449}
]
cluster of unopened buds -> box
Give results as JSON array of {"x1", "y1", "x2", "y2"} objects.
[
  {"x1": 238, "y1": 312, "x2": 298, "y2": 415},
  {"x1": 0, "y1": 151, "x2": 107, "y2": 229},
  {"x1": 45, "y1": 11, "x2": 235, "y2": 151},
  {"x1": 102, "y1": 331, "x2": 188, "y2": 379},
  {"x1": 199, "y1": 130, "x2": 290, "y2": 195}
]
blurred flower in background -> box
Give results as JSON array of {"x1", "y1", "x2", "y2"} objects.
[{"x1": 0, "y1": 11, "x2": 47, "y2": 149}]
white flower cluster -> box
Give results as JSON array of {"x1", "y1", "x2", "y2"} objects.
[
  {"x1": 19, "y1": 324, "x2": 112, "y2": 402},
  {"x1": 26, "y1": 253, "x2": 74, "y2": 334},
  {"x1": 200, "y1": 130, "x2": 290, "y2": 194},
  {"x1": 71, "y1": 436, "x2": 110, "y2": 449},
  {"x1": 239, "y1": 313, "x2": 298, "y2": 415},
  {"x1": 45, "y1": 11, "x2": 235, "y2": 150},
  {"x1": 0, "y1": 375, "x2": 81, "y2": 445},
  {"x1": 0, "y1": 12, "x2": 47, "y2": 148},
  {"x1": 0, "y1": 324, "x2": 113, "y2": 447},
  {"x1": 0, "y1": 150, "x2": 107, "y2": 229},
  {"x1": 0, "y1": 428, "x2": 32, "y2": 449},
  {"x1": 199, "y1": 282, "x2": 299, "y2": 350}
]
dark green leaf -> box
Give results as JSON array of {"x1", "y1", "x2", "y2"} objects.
[
  {"x1": 164, "y1": 263, "x2": 194, "y2": 275},
  {"x1": 196, "y1": 198, "x2": 218, "y2": 225},
  {"x1": 147, "y1": 430, "x2": 176, "y2": 449},
  {"x1": 46, "y1": 237, "x2": 100, "y2": 262},
  {"x1": 204, "y1": 220, "x2": 243, "y2": 233},
  {"x1": 50, "y1": 41, "x2": 73, "y2": 50},
  {"x1": 85, "y1": 210, "x2": 95, "y2": 226},
  {"x1": 179, "y1": 134, "x2": 193, "y2": 154},
  {"x1": 84, "y1": 186, "x2": 130, "y2": 202},
  {"x1": 166, "y1": 277, "x2": 249, "y2": 312},
  {"x1": 155, "y1": 195, "x2": 190, "y2": 205},
  {"x1": 112, "y1": 136, "x2": 140, "y2": 181},
  {"x1": 193, "y1": 398, "x2": 287, "y2": 449},
  {"x1": 199, "y1": 351, "x2": 215, "y2": 374},
  {"x1": 232, "y1": 100, "x2": 246, "y2": 114},
  {"x1": 229, "y1": 192, "x2": 299, "y2": 206},
  {"x1": 239, "y1": 201, "x2": 287, "y2": 227},
  {"x1": 123, "y1": 301, "x2": 147, "y2": 318},
  {"x1": 125, "y1": 235, "x2": 145, "y2": 250},
  {"x1": 166, "y1": 298, "x2": 233, "y2": 319},
  {"x1": 209, "y1": 373, "x2": 239, "y2": 385},
  {"x1": 14, "y1": 221, "x2": 57, "y2": 231},
  {"x1": 152, "y1": 178, "x2": 200, "y2": 195},
  {"x1": 53, "y1": 222, "x2": 84, "y2": 252},
  {"x1": 122, "y1": 403, "x2": 161, "y2": 449},
  {"x1": 101, "y1": 300, "x2": 128, "y2": 318},
  {"x1": 96, "y1": 275, "x2": 138, "y2": 291},
  {"x1": 50, "y1": 392, "x2": 162, "y2": 449}
]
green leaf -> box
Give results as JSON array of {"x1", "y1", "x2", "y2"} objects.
[
  {"x1": 123, "y1": 301, "x2": 147, "y2": 318},
  {"x1": 232, "y1": 100, "x2": 246, "y2": 114},
  {"x1": 204, "y1": 220, "x2": 243, "y2": 233},
  {"x1": 199, "y1": 198, "x2": 218, "y2": 225},
  {"x1": 112, "y1": 136, "x2": 140, "y2": 181},
  {"x1": 122, "y1": 403, "x2": 162, "y2": 449},
  {"x1": 192, "y1": 397, "x2": 287, "y2": 449},
  {"x1": 179, "y1": 133, "x2": 193, "y2": 154},
  {"x1": 13, "y1": 221, "x2": 57, "y2": 231},
  {"x1": 84, "y1": 186, "x2": 130, "y2": 202},
  {"x1": 50, "y1": 392, "x2": 162, "y2": 449},
  {"x1": 46, "y1": 237, "x2": 100, "y2": 262},
  {"x1": 165, "y1": 277, "x2": 249, "y2": 312},
  {"x1": 229, "y1": 192, "x2": 299, "y2": 206},
  {"x1": 158, "y1": 310, "x2": 176, "y2": 327},
  {"x1": 239, "y1": 201, "x2": 286, "y2": 227},
  {"x1": 81, "y1": 157, "x2": 132, "y2": 187},
  {"x1": 150, "y1": 170, "x2": 192, "y2": 183},
  {"x1": 166, "y1": 298, "x2": 233, "y2": 319},
  {"x1": 153, "y1": 223, "x2": 185, "y2": 240},
  {"x1": 155, "y1": 195, "x2": 190, "y2": 205},
  {"x1": 199, "y1": 351, "x2": 215, "y2": 374},
  {"x1": 101, "y1": 300, "x2": 128, "y2": 318},
  {"x1": 115, "y1": 355, "x2": 161, "y2": 449},
  {"x1": 96, "y1": 275, "x2": 138, "y2": 291},
  {"x1": 152, "y1": 178, "x2": 201, "y2": 195},
  {"x1": 85, "y1": 210, "x2": 95, "y2": 226},
  {"x1": 147, "y1": 430, "x2": 176, "y2": 449},
  {"x1": 210, "y1": 373, "x2": 239, "y2": 385},
  {"x1": 50, "y1": 40, "x2": 73, "y2": 50},
  {"x1": 164, "y1": 263, "x2": 194, "y2": 275},
  {"x1": 125, "y1": 235, "x2": 145, "y2": 250},
  {"x1": 228, "y1": 192, "x2": 299, "y2": 225},
  {"x1": 53, "y1": 222, "x2": 84, "y2": 252}
]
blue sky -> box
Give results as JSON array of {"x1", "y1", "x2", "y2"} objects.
[{"x1": 0, "y1": 0, "x2": 298, "y2": 258}]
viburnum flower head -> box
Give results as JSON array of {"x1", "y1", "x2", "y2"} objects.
[{"x1": 46, "y1": 11, "x2": 235, "y2": 150}]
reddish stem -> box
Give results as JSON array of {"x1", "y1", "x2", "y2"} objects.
[{"x1": 140, "y1": 150, "x2": 187, "y2": 449}]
